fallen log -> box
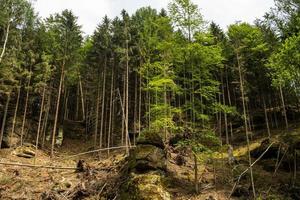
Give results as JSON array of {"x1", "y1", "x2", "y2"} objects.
[{"x1": 0, "y1": 161, "x2": 77, "y2": 170}]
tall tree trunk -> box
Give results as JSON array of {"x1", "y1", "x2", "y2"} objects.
[
  {"x1": 11, "y1": 86, "x2": 20, "y2": 140},
  {"x1": 42, "y1": 91, "x2": 51, "y2": 149},
  {"x1": 107, "y1": 66, "x2": 114, "y2": 156},
  {"x1": 236, "y1": 50, "x2": 256, "y2": 198},
  {"x1": 125, "y1": 38, "x2": 130, "y2": 154},
  {"x1": 221, "y1": 70, "x2": 229, "y2": 145},
  {"x1": 20, "y1": 75, "x2": 31, "y2": 146},
  {"x1": 34, "y1": 85, "x2": 46, "y2": 164},
  {"x1": 94, "y1": 78, "x2": 101, "y2": 149},
  {"x1": 76, "y1": 83, "x2": 79, "y2": 120},
  {"x1": 121, "y1": 73, "x2": 125, "y2": 146},
  {"x1": 79, "y1": 75, "x2": 85, "y2": 120},
  {"x1": 262, "y1": 95, "x2": 271, "y2": 138},
  {"x1": 51, "y1": 63, "x2": 64, "y2": 158},
  {"x1": 138, "y1": 73, "x2": 142, "y2": 136},
  {"x1": 0, "y1": 93, "x2": 11, "y2": 148},
  {"x1": 133, "y1": 72, "x2": 138, "y2": 145},
  {"x1": 99, "y1": 57, "x2": 107, "y2": 152},
  {"x1": 279, "y1": 85, "x2": 288, "y2": 130},
  {"x1": 0, "y1": 22, "x2": 10, "y2": 64}
]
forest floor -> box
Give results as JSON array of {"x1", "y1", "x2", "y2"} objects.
[{"x1": 0, "y1": 127, "x2": 299, "y2": 200}]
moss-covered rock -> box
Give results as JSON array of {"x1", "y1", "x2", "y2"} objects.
[
  {"x1": 129, "y1": 145, "x2": 167, "y2": 172},
  {"x1": 120, "y1": 171, "x2": 171, "y2": 200},
  {"x1": 137, "y1": 130, "x2": 164, "y2": 149}
]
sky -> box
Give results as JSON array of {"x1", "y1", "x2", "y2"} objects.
[{"x1": 33, "y1": 0, "x2": 275, "y2": 35}]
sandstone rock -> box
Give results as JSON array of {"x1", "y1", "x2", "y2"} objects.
[
  {"x1": 137, "y1": 130, "x2": 164, "y2": 149},
  {"x1": 130, "y1": 145, "x2": 167, "y2": 171},
  {"x1": 120, "y1": 171, "x2": 171, "y2": 200}
]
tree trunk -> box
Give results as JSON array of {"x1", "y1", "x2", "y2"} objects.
[
  {"x1": 107, "y1": 66, "x2": 114, "y2": 156},
  {"x1": 11, "y1": 86, "x2": 20, "y2": 140},
  {"x1": 221, "y1": 70, "x2": 229, "y2": 145},
  {"x1": 51, "y1": 63, "x2": 64, "y2": 158},
  {"x1": 121, "y1": 74, "x2": 126, "y2": 146},
  {"x1": 34, "y1": 85, "x2": 46, "y2": 164},
  {"x1": 133, "y1": 72, "x2": 138, "y2": 145},
  {"x1": 236, "y1": 50, "x2": 256, "y2": 198},
  {"x1": 226, "y1": 67, "x2": 234, "y2": 139},
  {"x1": 20, "y1": 76, "x2": 31, "y2": 146},
  {"x1": 94, "y1": 78, "x2": 101, "y2": 149},
  {"x1": 0, "y1": 93, "x2": 11, "y2": 149},
  {"x1": 0, "y1": 22, "x2": 10, "y2": 64},
  {"x1": 42, "y1": 91, "x2": 51, "y2": 149},
  {"x1": 279, "y1": 85, "x2": 288, "y2": 131},
  {"x1": 79, "y1": 75, "x2": 85, "y2": 120},
  {"x1": 125, "y1": 38, "x2": 130, "y2": 154},
  {"x1": 99, "y1": 57, "x2": 107, "y2": 152},
  {"x1": 262, "y1": 95, "x2": 271, "y2": 138}
]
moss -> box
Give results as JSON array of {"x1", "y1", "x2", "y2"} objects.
[
  {"x1": 120, "y1": 171, "x2": 171, "y2": 200},
  {"x1": 0, "y1": 175, "x2": 13, "y2": 185},
  {"x1": 137, "y1": 130, "x2": 164, "y2": 149}
]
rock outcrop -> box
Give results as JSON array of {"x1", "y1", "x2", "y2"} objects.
[{"x1": 120, "y1": 130, "x2": 171, "y2": 200}]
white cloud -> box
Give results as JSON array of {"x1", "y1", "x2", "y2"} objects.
[{"x1": 33, "y1": 0, "x2": 274, "y2": 35}]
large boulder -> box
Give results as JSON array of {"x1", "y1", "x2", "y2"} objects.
[
  {"x1": 120, "y1": 171, "x2": 171, "y2": 200},
  {"x1": 130, "y1": 145, "x2": 167, "y2": 172},
  {"x1": 120, "y1": 131, "x2": 171, "y2": 199},
  {"x1": 137, "y1": 130, "x2": 164, "y2": 149}
]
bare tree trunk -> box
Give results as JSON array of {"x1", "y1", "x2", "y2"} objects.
[
  {"x1": 11, "y1": 86, "x2": 20, "y2": 140},
  {"x1": 20, "y1": 76, "x2": 31, "y2": 146},
  {"x1": 76, "y1": 83, "x2": 79, "y2": 120},
  {"x1": 0, "y1": 93, "x2": 11, "y2": 149},
  {"x1": 121, "y1": 74, "x2": 125, "y2": 146},
  {"x1": 133, "y1": 72, "x2": 138, "y2": 145},
  {"x1": 107, "y1": 66, "x2": 114, "y2": 156},
  {"x1": 99, "y1": 57, "x2": 107, "y2": 153},
  {"x1": 79, "y1": 75, "x2": 85, "y2": 120},
  {"x1": 138, "y1": 73, "x2": 142, "y2": 136},
  {"x1": 34, "y1": 85, "x2": 46, "y2": 164},
  {"x1": 263, "y1": 95, "x2": 271, "y2": 138},
  {"x1": 236, "y1": 51, "x2": 256, "y2": 198},
  {"x1": 42, "y1": 91, "x2": 51, "y2": 149},
  {"x1": 279, "y1": 85, "x2": 288, "y2": 131},
  {"x1": 125, "y1": 38, "x2": 130, "y2": 155},
  {"x1": 0, "y1": 22, "x2": 10, "y2": 64},
  {"x1": 51, "y1": 64, "x2": 64, "y2": 158},
  {"x1": 94, "y1": 79, "x2": 101, "y2": 149},
  {"x1": 221, "y1": 70, "x2": 229, "y2": 145}
]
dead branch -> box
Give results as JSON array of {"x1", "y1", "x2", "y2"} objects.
[
  {"x1": 228, "y1": 142, "x2": 275, "y2": 199},
  {"x1": 0, "y1": 161, "x2": 77, "y2": 170},
  {"x1": 57, "y1": 146, "x2": 136, "y2": 161}
]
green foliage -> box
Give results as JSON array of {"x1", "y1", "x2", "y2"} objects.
[{"x1": 268, "y1": 34, "x2": 300, "y2": 89}]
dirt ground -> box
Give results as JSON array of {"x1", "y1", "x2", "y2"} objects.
[{"x1": 0, "y1": 133, "x2": 298, "y2": 200}]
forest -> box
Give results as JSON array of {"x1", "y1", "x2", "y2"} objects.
[{"x1": 0, "y1": 0, "x2": 300, "y2": 199}]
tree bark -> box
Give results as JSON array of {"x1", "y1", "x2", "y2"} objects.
[
  {"x1": 51, "y1": 63, "x2": 64, "y2": 158},
  {"x1": 20, "y1": 75, "x2": 31, "y2": 146},
  {"x1": 34, "y1": 85, "x2": 46, "y2": 164},
  {"x1": 262, "y1": 95, "x2": 271, "y2": 138},
  {"x1": 107, "y1": 65, "x2": 114, "y2": 156},
  {"x1": 0, "y1": 93, "x2": 11, "y2": 149},
  {"x1": 99, "y1": 57, "x2": 107, "y2": 152},
  {"x1": 0, "y1": 22, "x2": 10, "y2": 64},
  {"x1": 279, "y1": 85, "x2": 288, "y2": 131},
  {"x1": 11, "y1": 86, "x2": 20, "y2": 140},
  {"x1": 236, "y1": 50, "x2": 256, "y2": 198}
]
